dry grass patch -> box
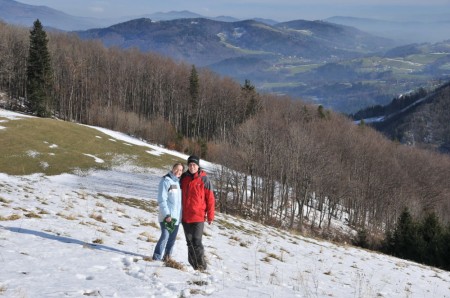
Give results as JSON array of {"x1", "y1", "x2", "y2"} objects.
[
  {"x1": 37, "y1": 207, "x2": 50, "y2": 215},
  {"x1": 209, "y1": 250, "x2": 223, "y2": 260},
  {"x1": 24, "y1": 211, "x2": 41, "y2": 218},
  {"x1": 89, "y1": 213, "x2": 106, "y2": 223},
  {"x1": 83, "y1": 290, "x2": 101, "y2": 296},
  {"x1": 188, "y1": 280, "x2": 209, "y2": 286},
  {"x1": 112, "y1": 224, "x2": 125, "y2": 233},
  {"x1": 57, "y1": 212, "x2": 78, "y2": 220},
  {"x1": 164, "y1": 258, "x2": 186, "y2": 271},
  {"x1": 266, "y1": 252, "x2": 283, "y2": 262},
  {"x1": 280, "y1": 247, "x2": 291, "y2": 257},
  {"x1": 215, "y1": 218, "x2": 259, "y2": 236},
  {"x1": 0, "y1": 197, "x2": 10, "y2": 204},
  {"x1": 115, "y1": 207, "x2": 127, "y2": 215},
  {"x1": 138, "y1": 231, "x2": 156, "y2": 242},
  {"x1": 76, "y1": 192, "x2": 88, "y2": 200},
  {"x1": 189, "y1": 289, "x2": 201, "y2": 295},
  {"x1": 13, "y1": 207, "x2": 27, "y2": 211},
  {"x1": 98, "y1": 194, "x2": 157, "y2": 213},
  {"x1": 96, "y1": 227, "x2": 109, "y2": 235},
  {"x1": 261, "y1": 256, "x2": 271, "y2": 263},
  {"x1": 92, "y1": 238, "x2": 104, "y2": 244},
  {"x1": 95, "y1": 202, "x2": 106, "y2": 208},
  {"x1": 139, "y1": 220, "x2": 159, "y2": 229},
  {"x1": 0, "y1": 214, "x2": 21, "y2": 221},
  {"x1": 229, "y1": 235, "x2": 241, "y2": 242},
  {"x1": 79, "y1": 221, "x2": 99, "y2": 228},
  {"x1": 240, "y1": 241, "x2": 249, "y2": 247}
]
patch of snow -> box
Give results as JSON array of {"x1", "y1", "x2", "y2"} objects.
[
  {"x1": 26, "y1": 150, "x2": 40, "y2": 158},
  {"x1": 83, "y1": 153, "x2": 105, "y2": 164}
]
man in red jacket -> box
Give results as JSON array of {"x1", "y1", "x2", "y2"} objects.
[{"x1": 180, "y1": 155, "x2": 215, "y2": 271}]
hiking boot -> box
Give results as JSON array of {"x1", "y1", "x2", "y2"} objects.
[{"x1": 196, "y1": 263, "x2": 207, "y2": 271}]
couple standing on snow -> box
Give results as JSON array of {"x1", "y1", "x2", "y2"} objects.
[{"x1": 152, "y1": 155, "x2": 215, "y2": 271}]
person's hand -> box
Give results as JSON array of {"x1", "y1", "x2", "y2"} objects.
[{"x1": 207, "y1": 220, "x2": 213, "y2": 225}]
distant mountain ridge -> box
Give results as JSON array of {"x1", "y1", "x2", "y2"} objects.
[
  {"x1": 76, "y1": 17, "x2": 393, "y2": 67},
  {"x1": 138, "y1": 10, "x2": 248, "y2": 23},
  {"x1": 0, "y1": 0, "x2": 272, "y2": 31}
]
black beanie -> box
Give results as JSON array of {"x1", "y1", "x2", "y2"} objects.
[{"x1": 187, "y1": 155, "x2": 200, "y2": 166}]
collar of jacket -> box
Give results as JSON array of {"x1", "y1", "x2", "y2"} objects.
[{"x1": 167, "y1": 171, "x2": 179, "y2": 182}]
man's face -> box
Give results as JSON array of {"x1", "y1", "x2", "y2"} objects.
[{"x1": 188, "y1": 162, "x2": 199, "y2": 174}]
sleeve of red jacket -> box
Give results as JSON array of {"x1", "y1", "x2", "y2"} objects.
[
  {"x1": 205, "y1": 187, "x2": 215, "y2": 222},
  {"x1": 202, "y1": 175, "x2": 215, "y2": 222}
]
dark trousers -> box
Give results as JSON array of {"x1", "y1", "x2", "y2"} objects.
[{"x1": 182, "y1": 222, "x2": 206, "y2": 270}]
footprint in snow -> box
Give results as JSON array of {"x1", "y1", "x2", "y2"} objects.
[
  {"x1": 121, "y1": 256, "x2": 147, "y2": 280},
  {"x1": 76, "y1": 273, "x2": 95, "y2": 280}
]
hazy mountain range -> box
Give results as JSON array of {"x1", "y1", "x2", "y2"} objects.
[
  {"x1": 1, "y1": 0, "x2": 449, "y2": 43},
  {"x1": 0, "y1": 0, "x2": 273, "y2": 31},
  {"x1": 1, "y1": 0, "x2": 450, "y2": 113}
]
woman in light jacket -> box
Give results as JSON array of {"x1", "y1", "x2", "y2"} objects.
[{"x1": 152, "y1": 163, "x2": 183, "y2": 261}]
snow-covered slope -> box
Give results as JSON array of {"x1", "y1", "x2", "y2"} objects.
[{"x1": 1, "y1": 109, "x2": 449, "y2": 297}]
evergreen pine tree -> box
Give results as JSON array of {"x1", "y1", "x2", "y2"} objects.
[
  {"x1": 188, "y1": 65, "x2": 199, "y2": 137},
  {"x1": 189, "y1": 65, "x2": 199, "y2": 111},
  {"x1": 27, "y1": 19, "x2": 53, "y2": 117},
  {"x1": 355, "y1": 228, "x2": 369, "y2": 249},
  {"x1": 382, "y1": 228, "x2": 395, "y2": 254},
  {"x1": 392, "y1": 208, "x2": 420, "y2": 261},
  {"x1": 241, "y1": 79, "x2": 259, "y2": 119},
  {"x1": 419, "y1": 212, "x2": 443, "y2": 267},
  {"x1": 443, "y1": 224, "x2": 450, "y2": 270}
]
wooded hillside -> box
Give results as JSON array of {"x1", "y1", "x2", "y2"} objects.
[{"x1": 1, "y1": 21, "x2": 450, "y2": 248}]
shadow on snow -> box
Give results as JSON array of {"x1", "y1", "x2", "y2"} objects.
[{"x1": 1, "y1": 225, "x2": 146, "y2": 258}]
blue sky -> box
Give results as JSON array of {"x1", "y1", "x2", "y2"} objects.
[{"x1": 18, "y1": 0, "x2": 450, "y2": 21}]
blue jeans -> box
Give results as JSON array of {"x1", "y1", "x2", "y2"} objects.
[{"x1": 152, "y1": 222, "x2": 179, "y2": 260}]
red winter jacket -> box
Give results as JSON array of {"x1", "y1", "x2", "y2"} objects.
[{"x1": 180, "y1": 169, "x2": 215, "y2": 223}]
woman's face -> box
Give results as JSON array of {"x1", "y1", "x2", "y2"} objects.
[{"x1": 172, "y1": 165, "x2": 183, "y2": 178}]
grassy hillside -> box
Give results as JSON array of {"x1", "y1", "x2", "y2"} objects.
[{"x1": 0, "y1": 114, "x2": 183, "y2": 175}]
